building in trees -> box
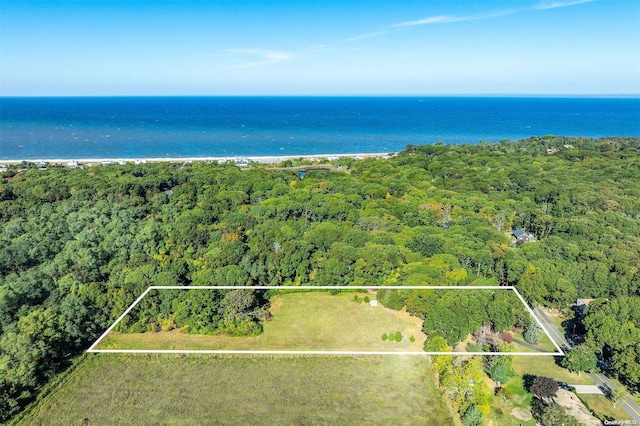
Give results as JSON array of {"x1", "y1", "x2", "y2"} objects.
[{"x1": 511, "y1": 228, "x2": 535, "y2": 245}]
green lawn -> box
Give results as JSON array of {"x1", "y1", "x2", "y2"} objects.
[
  {"x1": 579, "y1": 394, "x2": 632, "y2": 421},
  {"x1": 98, "y1": 292, "x2": 426, "y2": 352},
  {"x1": 486, "y1": 376, "x2": 536, "y2": 426},
  {"x1": 17, "y1": 353, "x2": 453, "y2": 425},
  {"x1": 511, "y1": 330, "x2": 558, "y2": 353},
  {"x1": 512, "y1": 356, "x2": 595, "y2": 386}
]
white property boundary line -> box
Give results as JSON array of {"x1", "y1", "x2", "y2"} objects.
[{"x1": 87, "y1": 286, "x2": 564, "y2": 356}]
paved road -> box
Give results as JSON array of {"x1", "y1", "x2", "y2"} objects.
[
  {"x1": 533, "y1": 306, "x2": 640, "y2": 421},
  {"x1": 589, "y1": 371, "x2": 640, "y2": 421},
  {"x1": 533, "y1": 306, "x2": 569, "y2": 348},
  {"x1": 512, "y1": 337, "x2": 549, "y2": 353}
]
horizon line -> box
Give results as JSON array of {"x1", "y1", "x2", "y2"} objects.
[{"x1": 2, "y1": 94, "x2": 639, "y2": 99}]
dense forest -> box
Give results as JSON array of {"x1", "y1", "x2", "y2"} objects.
[{"x1": 1, "y1": 136, "x2": 639, "y2": 421}]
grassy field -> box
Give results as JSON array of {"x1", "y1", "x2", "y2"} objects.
[
  {"x1": 98, "y1": 292, "x2": 427, "y2": 352},
  {"x1": 17, "y1": 353, "x2": 452, "y2": 425},
  {"x1": 512, "y1": 356, "x2": 595, "y2": 385},
  {"x1": 579, "y1": 394, "x2": 632, "y2": 421},
  {"x1": 511, "y1": 331, "x2": 558, "y2": 353},
  {"x1": 485, "y1": 376, "x2": 536, "y2": 426}
]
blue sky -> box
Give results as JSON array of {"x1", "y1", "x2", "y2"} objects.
[{"x1": 1, "y1": 0, "x2": 639, "y2": 95}]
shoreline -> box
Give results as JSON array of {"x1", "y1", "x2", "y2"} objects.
[{"x1": 0, "y1": 152, "x2": 394, "y2": 167}]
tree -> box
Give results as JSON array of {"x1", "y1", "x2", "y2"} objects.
[
  {"x1": 461, "y1": 404, "x2": 482, "y2": 426},
  {"x1": 537, "y1": 402, "x2": 580, "y2": 426},
  {"x1": 425, "y1": 335, "x2": 453, "y2": 376},
  {"x1": 530, "y1": 376, "x2": 559, "y2": 401},
  {"x1": 523, "y1": 320, "x2": 542, "y2": 345},
  {"x1": 561, "y1": 344, "x2": 597, "y2": 376},
  {"x1": 485, "y1": 355, "x2": 514, "y2": 384}
]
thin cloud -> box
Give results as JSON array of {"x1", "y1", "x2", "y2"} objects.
[
  {"x1": 391, "y1": 9, "x2": 521, "y2": 28},
  {"x1": 226, "y1": 49, "x2": 292, "y2": 68},
  {"x1": 348, "y1": 0, "x2": 595, "y2": 41},
  {"x1": 535, "y1": 0, "x2": 594, "y2": 10},
  {"x1": 347, "y1": 31, "x2": 390, "y2": 42}
]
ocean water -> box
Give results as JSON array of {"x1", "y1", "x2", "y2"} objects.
[{"x1": 0, "y1": 97, "x2": 638, "y2": 160}]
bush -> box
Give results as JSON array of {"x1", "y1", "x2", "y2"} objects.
[
  {"x1": 461, "y1": 404, "x2": 483, "y2": 426},
  {"x1": 497, "y1": 387, "x2": 513, "y2": 402},
  {"x1": 363, "y1": 296, "x2": 370, "y2": 303},
  {"x1": 353, "y1": 295, "x2": 361, "y2": 303},
  {"x1": 485, "y1": 355, "x2": 514, "y2": 384},
  {"x1": 488, "y1": 362, "x2": 513, "y2": 384},
  {"x1": 499, "y1": 332, "x2": 513, "y2": 344},
  {"x1": 466, "y1": 342, "x2": 483, "y2": 352},
  {"x1": 394, "y1": 331, "x2": 402, "y2": 342},
  {"x1": 217, "y1": 318, "x2": 262, "y2": 337},
  {"x1": 531, "y1": 376, "x2": 559, "y2": 399},
  {"x1": 409, "y1": 335, "x2": 415, "y2": 343},
  {"x1": 523, "y1": 321, "x2": 542, "y2": 344},
  {"x1": 160, "y1": 316, "x2": 177, "y2": 331},
  {"x1": 377, "y1": 289, "x2": 404, "y2": 310},
  {"x1": 381, "y1": 333, "x2": 388, "y2": 341}
]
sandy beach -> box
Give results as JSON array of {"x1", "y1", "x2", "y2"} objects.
[{"x1": 0, "y1": 152, "x2": 394, "y2": 167}]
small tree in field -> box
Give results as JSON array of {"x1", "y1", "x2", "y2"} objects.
[
  {"x1": 531, "y1": 376, "x2": 559, "y2": 402},
  {"x1": 394, "y1": 331, "x2": 402, "y2": 342},
  {"x1": 523, "y1": 320, "x2": 542, "y2": 345},
  {"x1": 381, "y1": 333, "x2": 388, "y2": 341},
  {"x1": 461, "y1": 404, "x2": 482, "y2": 426}
]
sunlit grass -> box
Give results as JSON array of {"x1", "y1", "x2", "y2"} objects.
[
  {"x1": 511, "y1": 330, "x2": 557, "y2": 353},
  {"x1": 579, "y1": 394, "x2": 632, "y2": 421},
  {"x1": 512, "y1": 356, "x2": 595, "y2": 385},
  {"x1": 486, "y1": 376, "x2": 536, "y2": 426},
  {"x1": 18, "y1": 353, "x2": 452, "y2": 425},
  {"x1": 98, "y1": 292, "x2": 426, "y2": 352}
]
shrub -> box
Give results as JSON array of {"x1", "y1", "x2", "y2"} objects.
[
  {"x1": 523, "y1": 321, "x2": 542, "y2": 344},
  {"x1": 409, "y1": 335, "x2": 415, "y2": 343},
  {"x1": 531, "y1": 376, "x2": 559, "y2": 400},
  {"x1": 499, "y1": 332, "x2": 513, "y2": 344},
  {"x1": 353, "y1": 295, "x2": 361, "y2": 303},
  {"x1": 377, "y1": 289, "x2": 404, "y2": 310},
  {"x1": 394, "y1": 331, "x2": 402, "y2": 342},
  {"x1": 218, "y1": 318, "x2": 262, "y2": 337},
  {"x1": 497, "y1": 387, "x2": 513, "y2": 402},
  {"x1": 466, "y1": 342, "x2": 483, "y2": 352},
  {"x1": 363, "y1": 296, "x2": 370, "y2": 303},
  {"x1": 160, "y1": 316, "x2": 177, "y2": 331},
  {"x1": 488, "y1": 362, "x2": 513, "y2": 384},
  {"x1": 461, "y1": 404, "x2": 483, "y2": 426},
  {"x1": 381, "y1": 333, "x2": 388, "y2": 341}
]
